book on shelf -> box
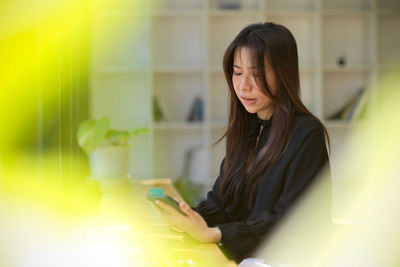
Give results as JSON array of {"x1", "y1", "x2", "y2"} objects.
[
  {"x1": 186, "y1": 97, "x2": 204, "y2": 122},
  {"x1": 153, "y1": 96, "x2": 165, "y2": 122},
  {"x1": 328, "y1": 88, "x2": 369, "y2": 121}
]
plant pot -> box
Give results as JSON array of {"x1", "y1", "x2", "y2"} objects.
[{"x1": 89, "y1": 146, "x2": 131, "y2": 178}]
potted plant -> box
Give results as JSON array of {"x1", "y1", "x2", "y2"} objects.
[{"x1": 77, "y1": 117, "x2": 148, "y2": 179}]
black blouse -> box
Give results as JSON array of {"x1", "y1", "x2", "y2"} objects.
[{"x1": 194, "y1": 115, "x2": 330, "y2": 262}]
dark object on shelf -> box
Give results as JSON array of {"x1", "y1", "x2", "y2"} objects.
[
  {"x1": 337, "y1": 55, "x2": 346, "y2": 68},
  {"x1": 153, "y1": 96, "x2": 164, "y2": 122},
  {"x1": 187, "y1": 97, "x2": 203, "y2": 122},
  {"x1": 219, "y1": 0, "x2": 241, "y2": 9}
]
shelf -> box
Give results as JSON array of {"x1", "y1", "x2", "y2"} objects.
[
  {"x1": 97, "y1": 11, "x2": 151, "y2": 17},
  {"x1": 153, "y1": 121, "x2": 204, "y2": 131},
  {"x1": 325, "y1": 120, "x2": 355, "y2": 128},
  {"x1": 267, "y1": 0, "x2": 316, "y2": 9},
  {"x1": 152, "y1": 10, "x2": 204, "y2": 17},
  {"x1": 208, "y1": 10, "x2": 261, "y2": 16},
  {"x1": 377, "y1": 0, "x2": 400, "y2": 9},
  {"x1": 90, "y1": 0, "x2": 398, "y2": 181},
  {"x1": 265, "y1": 9, "x2": 315, "y2": 15},
  {"x1": 322, "y1": 9, "x2": 371, "y2": 16},
  {"x1": 378, "y1": 64, "x2": 400, "y2": 70},
  {"x1": 323, "y1": 65, "x2": 370, "y2": 72},
  {"x1": 300, "y1": 65, "x2": 316, "y2": 72},
  {"x1": 378, "y1": 8, "x2": 400, "y2": 15},
  {"x1": 96, "y1": 66, "x2": 149, "y2": 74},
  {"x1": 152, "y1": 65, "x2": 204, "y2": 73},
  {"x1": 210, "y1": 120, "x2": 228, "y2": 128}
]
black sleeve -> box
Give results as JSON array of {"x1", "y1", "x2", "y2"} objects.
[
  {"x1": 193, "y1": 158, "x2": 230, "y2": 227},
  {"x1": 217, "y1": 125, "x2": 329, "y2": 261}
]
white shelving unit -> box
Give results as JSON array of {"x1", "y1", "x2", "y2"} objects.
[{"x1": 90, "y1": 0, "x2": 400, "y2": 188}]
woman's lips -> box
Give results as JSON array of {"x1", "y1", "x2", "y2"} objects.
[{"x1": 241, "y1": 96, "x2": 256, "y2": 105}]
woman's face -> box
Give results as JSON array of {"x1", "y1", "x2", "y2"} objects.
[{"x1": 232, "y1": 47, "x2": 276, "y2": 120}]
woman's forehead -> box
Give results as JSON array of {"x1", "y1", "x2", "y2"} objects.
[{"x1": 233, "y1": 46, "x2": 270, "y2": 68}]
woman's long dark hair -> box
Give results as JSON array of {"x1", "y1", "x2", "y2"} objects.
[{"x1": 218, "y1": 22, "x2": 329, "y2": 207}]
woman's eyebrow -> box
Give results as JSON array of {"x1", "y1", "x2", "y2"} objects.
[{"x1": 233, "y1": 64, "x2": 257, "y2": 69}]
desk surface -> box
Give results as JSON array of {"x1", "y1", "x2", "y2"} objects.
[{"x1": 91, "y1": 178, "x2": 237, "y2": 267}]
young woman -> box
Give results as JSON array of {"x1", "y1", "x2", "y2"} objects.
[{"x1": 152, "y1": 22, "x2": 330, "y2": 262}]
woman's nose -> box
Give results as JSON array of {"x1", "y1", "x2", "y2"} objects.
[{"x1": 239, "y1": 75, "x2": 252, "y2": 91}]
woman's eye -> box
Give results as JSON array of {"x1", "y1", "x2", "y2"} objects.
[{"x1": 233, "y1": 72, "x2": 242, "y2": 76}]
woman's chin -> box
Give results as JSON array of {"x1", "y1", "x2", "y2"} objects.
[{"x1": 243, "y1": 106, "x2": 258, "y2": 114}]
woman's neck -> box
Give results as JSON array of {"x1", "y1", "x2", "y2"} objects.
[{"x1": 257, "y1": 109, "x2": 273, "y2": 120}]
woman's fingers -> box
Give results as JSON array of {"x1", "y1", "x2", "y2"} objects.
[
  {"x1": 155, "y1": 200, "x2": 183, "y2": 217},
  {"x1": 179, "y1": 201, "x2": 200, "y2": 222}
]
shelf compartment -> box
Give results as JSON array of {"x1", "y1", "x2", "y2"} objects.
[
  {"x1": 322, "y1": 14, "x2": 372, "y2": 66},
  {"x1": 377, "y1": 15, "x2": 400, "y2": 66},
  {"x1": 92, "y1": 16, "x2": 150, "y2": 68},
  {"x1": 210, "y1": 128, "x2": 226, "y2": 179},
  {"x1": 267, "y1": 13, "x2": 316, "y2": 66},
  {"x1": 153, "y1": 131, "x2": 206, "y2": 180},
  {"x1": 300, "y1": 70, "x2": 317, "y2": 114},
  {"x1": 209, "y1": 14, "x2": 260, "y2": 67},
  {"x1": 323, "y1": 71, "x2": 370, "y2": 121},
  {"x1": 130, "y1": 134, "x2": 152, "y2": 179},
  {"x1": 153, "y1": 73, "x2": 204, "y2": 122},
  {"x1": 91, "y1": 73, "x2": 151, "y2": 124},
  {"x1": 152, "y1": 16, "x2": 205, "y2": 68},
  {"x1": 210, "y1": 73, "x2": 229, "y2": 123}
]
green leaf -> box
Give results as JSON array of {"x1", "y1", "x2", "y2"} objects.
[
  {"x1": 131, "y1": 128, "x2": 149, "y2": 135},
  {"x1": 77, "y1": 117, "x2": 110, "y2": 155}
]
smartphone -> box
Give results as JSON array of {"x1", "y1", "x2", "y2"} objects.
[{"x1": 147, "y1": 188, "x2": 187, "y2": 216}]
